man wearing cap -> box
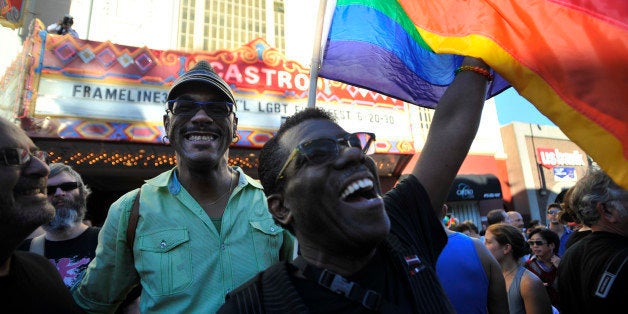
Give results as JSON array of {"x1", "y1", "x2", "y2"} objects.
[{"x1": 72, "y1": 61, "x2": 293, "y2": 313}]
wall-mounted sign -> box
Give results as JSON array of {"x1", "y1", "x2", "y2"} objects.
[
  {"x1": 447, "y1": 174, "x2": 502, "y2": 202},
  {"x1": 536, "y1": 148, "x2": 585, "y2": 169},
  {"x1": 553, "y1": 167, "x2": 577, "y2": 182}
]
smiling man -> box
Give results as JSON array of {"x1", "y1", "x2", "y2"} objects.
[
  {"x1": 72, "y1": 61, "x2": 293, "y2": 313},
  {"x1": 218, "y1": 56, "x2": 492, "y2": 313},
  {"x1": 0, "y1": 118, "x2": 82, "y2": 313}
]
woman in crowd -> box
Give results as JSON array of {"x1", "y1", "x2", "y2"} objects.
[
  {"x1": 485, "y1": 223, "x2": 552, "y2": 314},
  {"x1": 525, "y1": 228, "x2": 561, "y2": 310}
]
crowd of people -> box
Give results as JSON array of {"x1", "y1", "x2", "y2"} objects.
[{"x1": 1, "y1": 26, "x2": 626, "y2": 314}]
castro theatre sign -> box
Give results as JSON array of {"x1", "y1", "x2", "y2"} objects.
[{"x1": 28, "y1": 34, "x2": 413, "y2": 149}]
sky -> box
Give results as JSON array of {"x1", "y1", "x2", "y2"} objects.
[{"x1": 493, "y1": 87, "x2": 555, "y2": 127}]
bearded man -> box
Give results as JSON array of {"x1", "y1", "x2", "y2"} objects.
[{"x1": 19, "y1": 163, "x2": 98, "y2": 288}]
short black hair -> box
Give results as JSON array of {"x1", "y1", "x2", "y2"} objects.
[
  {"x1": 486, "y1": 209, "x2": 507, "y2": 225},
  {"x1": 62, "y1": 15, "x2": 73, "y2": 25},
  {"x1": 528, "y1": 227, "x2": 560, "y2": 255},
  {"x1": 258, "y1": 107, "x2": 335, "y2": 196},
  {"x1": 454, "y1": 220, "x2": 479, "y2": 234}
]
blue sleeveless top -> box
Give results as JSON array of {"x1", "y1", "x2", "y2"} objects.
[{"x1": 436, "y1": 232, "x2": 489, "y2": 314}]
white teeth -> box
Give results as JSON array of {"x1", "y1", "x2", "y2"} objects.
[
  {"x1": 340, "y1": 178, "x2": 373, "y2": 199},
  {"x1": 188, "y1": 134, "x2": 217, "y2": 141}
]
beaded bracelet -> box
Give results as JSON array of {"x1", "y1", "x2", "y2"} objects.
[{"x1": 454, "y1": 65, "x2": 494, "y2": 81}]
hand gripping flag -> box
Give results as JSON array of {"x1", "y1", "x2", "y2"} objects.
[{"x1": 319, "y1": 0, "x2": 628, "y2": 189}]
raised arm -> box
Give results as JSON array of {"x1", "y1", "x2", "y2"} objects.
[{"x1": 413, "y1": 56, "x2": 490, "y2": 212}]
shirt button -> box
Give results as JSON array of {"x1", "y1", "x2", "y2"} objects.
[
  {"x1": 270, "y1": 227, "x2": 275, "y2": 232},
  {"x1": 160, "y1": 240, "x2": 167, "y2": 249},
  {"x1": 220, "y1": 244, "x2": 226, "y2": 250}
]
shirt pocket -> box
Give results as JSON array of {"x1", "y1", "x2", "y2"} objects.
[
  {"x1": 249, "y1": 219, "x2": 283, "y2": 267},
  {"x1": 137, "y1": 228, "x2": 192, "y2": 296}
]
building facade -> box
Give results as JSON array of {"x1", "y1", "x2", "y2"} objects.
[
  {"x1": 501, "y1": 122, "x2": 591, "y2": 224},
  {"x1": 2, "y1": 0, "x2": 510, "y2": 228}
]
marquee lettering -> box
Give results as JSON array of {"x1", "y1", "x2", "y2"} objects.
[
  {"x1": 72, "y1": 84, "x2": 167, "y2": 104},
  {"x1": 210, "y1": 62, "x2": 310, "y2": 92}
]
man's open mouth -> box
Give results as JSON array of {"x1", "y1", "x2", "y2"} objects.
[
  {"x1": 185, "y1": 132, "x2": 219, "y2": 141},
  {"x1": 16, "y1": 187, "x2": 45, "y2": 197},
  {"x1": 340, "y1": 178, "x2": 377, "y2": 202}
]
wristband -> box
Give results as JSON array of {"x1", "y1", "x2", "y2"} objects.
[{"x1": 454, "y1": 65, "x2": 494, "y2": 81}]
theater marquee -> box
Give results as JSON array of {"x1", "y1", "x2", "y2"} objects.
[{"x1": 15, "y1": 21, "x2": 414, "y2": 153}]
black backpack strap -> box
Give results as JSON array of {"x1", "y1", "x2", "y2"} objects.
[
  {"x1": 223, "y1": 262, "x2": 308, "y2": 313},
  {"x1": 292, "y1": 256, "x2": 384, "y2": 311},
  {"x1": 126, "y1": 188, "x2": 141, "y2": 252},
  {"x1": 595, "y1": 248, "x2": 628, "y2": 298}
]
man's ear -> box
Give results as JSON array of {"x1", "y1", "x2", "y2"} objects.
[
  {"x1": 163, "y1": 115, "x2": 170, "y2": 135},
  {"x1": 597, "y1": 202, "x2": 618, "y2": 223},
  {"x1": 232, "y1": 116, "x2": 238, "y2": 137},
  {"x1": 268, "y1": 194, "x2": 292, "y2": 226}
]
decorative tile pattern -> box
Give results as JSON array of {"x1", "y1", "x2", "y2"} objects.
[
  {"x1": 76, "y1": 121, "x2": 114, "y2": 138},
  {"x1": 124, "y1": 124, "x2": 160, "y2": 142},
  {"x1": 134, "y1": 52, "x2": 155, "y2": 72},
  {"x1": 53, "y1": 42, "x2": 78, "y2": 63},
  {"x1": 96, "y1": 48, "x2": 117, "y2": 68},
  {"x1": 78, "y1": 48, "x2": 95, "y2": 63},
  {"x1": 117, "y1": 53, "x2": 134, "y2": 68}
]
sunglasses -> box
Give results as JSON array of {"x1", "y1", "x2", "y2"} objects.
[
  {"x1": 548, "y1": 209, "x2": 560, "y2": 215},
  {"x1": 0, "y1": 148, "x2": 47, "y2": 166},
  {"x1": 166, "y1": 99, "x2": 234, "y2": 117},
  {"x1": 47, "y1": 182, "x2": 81, "y2": 195},
  {"x1": 527, "y1": 240, "x2": 547, "y2": 246},
  {"x1": 276, "y1": 132, "x2": 376, "y2": 183}
]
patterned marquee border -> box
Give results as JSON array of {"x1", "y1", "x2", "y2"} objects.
[{"x1": 30, "y1": 117, "x2": 414, "y2": 154}]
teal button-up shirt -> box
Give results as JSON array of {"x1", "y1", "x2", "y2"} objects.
[{"x1": 72, "y1": 167, "x2": 293, "y2": 313}]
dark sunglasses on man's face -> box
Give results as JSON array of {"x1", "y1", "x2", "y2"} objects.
[
  {"x1": 0, "y1": 148, "x2": 47, "y2": 166},
  {"x1": 47, "y1": 182, "x2": 81, "y2": 195},
  {"x1": 166, "y1": 99, "x2": 233, "y2": 118},
  {"x1": 276, "y1": 132, "x2": 376, "y2": 183}
]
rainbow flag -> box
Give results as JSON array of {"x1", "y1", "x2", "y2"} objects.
[{"x1": 319, "y1": 0, "x2": 628, "y2": 189}]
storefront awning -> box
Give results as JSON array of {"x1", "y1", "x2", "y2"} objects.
[{"x1": 447, "y1": 174, "x2": 502, "y2": 202}]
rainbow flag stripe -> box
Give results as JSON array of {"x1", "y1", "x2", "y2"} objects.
[{"x1": 319, "y1": 0, "x2": 628, "y2": 188}]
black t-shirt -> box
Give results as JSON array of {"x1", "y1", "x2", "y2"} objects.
[
  {"x1": 292, "y1": 249, "x2": 413, "y2": 313},
  {"x1": 0, "y1": 251, "x2": 83, "y2": 313},
  {"x1": 19, "y1": 227, "x2": 100, "y2": 288},
  {"x1": 564, "y1": 229, "x2": 592, "y2": 251},
  {"x1": 219, "y1": 175, "x2": 452, "y2": 313},
  {"x1": 558, "y1": 231, "x2": 628, "y2": 314}
]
